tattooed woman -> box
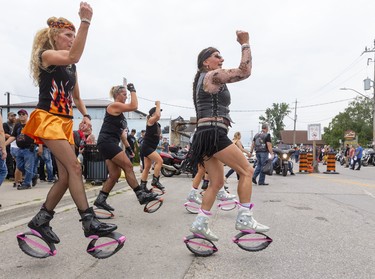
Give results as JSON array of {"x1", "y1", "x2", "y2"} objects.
[
  {"x1": 22, "y1": 2, "x2": 117, "y2": 245},
  {"x1": 189, "y1": 30, "x2": 270, "y2": 241}
]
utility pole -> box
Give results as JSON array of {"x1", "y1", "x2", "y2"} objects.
[
  {"x1": 4, "y1": 92, "x2": 10, "y2": 114},
  {"x1": 293, "y1": 99, "x2": 297, "y2": 146},
  {"x1": 362, "y1": 40, "x2": 375, "y2": 148}
]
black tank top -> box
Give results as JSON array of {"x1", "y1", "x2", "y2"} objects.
[
  {"x1": 143, "y1": 122, "x2": 161, "y2": 148},
  {"x1": 97, "y1": 110, "x2": 128, "y2": 145},
  {"x1": 37, "y1": 57, "x2": 76, "y2": 118}
]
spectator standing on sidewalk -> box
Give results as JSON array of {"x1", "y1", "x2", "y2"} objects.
[
  {"x1": 5, "y1": 110, "x2": 38, "y2": 190},
  {"x1": 126, "y1": 129, "x2": 137, "y2": 163},
  {"x1": 3, "y1": 112, "x2": 16, "y2": 180},
  {"x1": 0, "y1": 114, "x2": 8, "y2": 209}
]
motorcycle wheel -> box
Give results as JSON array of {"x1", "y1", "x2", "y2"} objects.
[
  {"x1": 282, "y1": 167, "x2": 288, "y2": 177},
  {"x1": 362, "y1": 160, "x2": 368, "y2": 167},
  {"x1": 161, "y1": 167, "x2": 175, "y2": 177}
]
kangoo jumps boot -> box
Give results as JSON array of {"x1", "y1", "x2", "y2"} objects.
[
  {"x1": 28, "y1": 206, "x2": 60, "y2": 244},
  {"x1": 94, "y1": 191, "x2": 115, "y2": 212},
  {"x1": 151, "y1": 175, "x2": 165, "y2": 192},
  {"x1": 140, "y1": 180, "x2": 151, "y2": 193},
  {"x1": 135, "y1": 187, "x2": 159, "y2": 205},
  {"x1": 79, "y1": 207, "x2": 117, "y2": 238}
]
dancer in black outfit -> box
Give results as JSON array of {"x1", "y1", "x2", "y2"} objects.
[
  {"x1": 140, "y1": 101, "x2": 165, "y2": 193},
  {"x1": 94, "y1": 84, "x2": 159, "y2": 211}
]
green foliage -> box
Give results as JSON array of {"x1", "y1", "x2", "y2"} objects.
[
  {"x1": 133, "y1": 141, "x2": 140, "y2": 163},
  {"x1": 259, "y1": 102, "x2": 291, "y2": 143},
  {"x1": 323, "y1": 96, "x2": 373, "y2": 148}
]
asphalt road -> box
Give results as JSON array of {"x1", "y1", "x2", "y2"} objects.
[{"x1": 0, "y1": 164, "x2": 374, "y2": 279}]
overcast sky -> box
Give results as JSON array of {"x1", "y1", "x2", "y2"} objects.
[{"x1": 1, "y1": 0, "x2": 375, "y2": 145}]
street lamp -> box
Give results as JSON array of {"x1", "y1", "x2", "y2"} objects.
[
  {"x1": 339, "y1": 87, "x2": 375, "y2": 147},
  {"x1": 340, "y1": 87, "x2": 370, "y2": 100}
]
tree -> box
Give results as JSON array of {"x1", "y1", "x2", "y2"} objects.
[
  {"x1": 259, "y1": 103, "x2": 291, "y2": 142},
  {"x1": 323, "y1": 96, "x2": 372, "y2": 148}
]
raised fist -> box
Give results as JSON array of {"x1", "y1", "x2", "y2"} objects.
[{"x1": 127, "y1": 83, "x2": 136, "y2": 92}]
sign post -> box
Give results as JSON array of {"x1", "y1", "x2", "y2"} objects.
[{"x1": 307, "y1": 124, "x2": 321, "y2": 173}]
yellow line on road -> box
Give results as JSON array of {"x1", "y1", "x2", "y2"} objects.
[{"x1": 309, "y1": 174, "x2": 375, "y2": 188}]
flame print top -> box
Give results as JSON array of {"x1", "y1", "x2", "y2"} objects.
[{"x1": 37, "y1": 62, "x2": 76, "y2": 118}]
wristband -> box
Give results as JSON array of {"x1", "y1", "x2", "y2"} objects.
[
  {"x1": 83, "y1": 114, "x2": 92, "y2": 120},
  {"x1": 81, "y1": 18, "x2": 91, "y2": 25},
  {"x1": 241, "y1": 43, "x2": 250, "y2": 50}
]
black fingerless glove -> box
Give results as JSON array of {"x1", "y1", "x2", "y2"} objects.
[
  {"x1": 127, "y1": 83, "x2": 136, "y2": 92},
  {"x1": 126, "y1": 146, "x2": 133, "y2": 154}
]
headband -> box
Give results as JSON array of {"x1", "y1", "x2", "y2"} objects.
[
  {"x1": 197, "y1": 48, "x2": 218, "y2": 69},
  {"x1": 49, "y1": 20, "x2": 75, "y2": 32}
]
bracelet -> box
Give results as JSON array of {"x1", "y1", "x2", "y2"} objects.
[
  {"x1": 83, "y1": 114, "x2": 91, "y2": 120},
  {"x1": 241, "y1": 43, "x2": 250, "y2": 50},
  {"x1": 81, "y1": 18, "x2": 91, "y2": 25}
]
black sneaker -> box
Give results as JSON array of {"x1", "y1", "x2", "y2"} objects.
[
  {"x1": 136, "y1": 190, "x2": 159, "y2": 205},
  {"x1": 17, "y1": 184, "x2": 31, "y2": 190},
  {"x1": 252, "y1": 177, "x2": 257, "y2": 185}
]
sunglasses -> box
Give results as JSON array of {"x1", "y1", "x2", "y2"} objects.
[{"x1": 212, "y1": 54, "x2": 223, "y2": 59}]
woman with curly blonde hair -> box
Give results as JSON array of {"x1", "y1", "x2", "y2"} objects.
[{"x1": 22, "y1": 2, "x2": 117, "y2": 245}]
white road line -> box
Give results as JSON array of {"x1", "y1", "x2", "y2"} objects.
[{"x1": 363, "y1": 189, "x2": 375, "y2": 199}]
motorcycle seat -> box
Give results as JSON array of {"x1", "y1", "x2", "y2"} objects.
[{"x1": 171, "y1": 153, "x2": 186, "y2": 160}]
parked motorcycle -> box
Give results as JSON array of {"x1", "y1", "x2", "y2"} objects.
[
  {"x1": 361, "y1": 149, "x2": 375, "y2": 166},
  {"x1": 273, "y1": 148, "x2": 295, "y2": 176},
  {"x1": 336, "y1": 151, "x2": 346, "y2": 166},
  {"x1": 160, "y1": 150, "x2": 196, "y2": 177}
]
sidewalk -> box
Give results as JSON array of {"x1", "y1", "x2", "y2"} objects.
[{"x1": 0, "y1": 166, "x2": 143, "y2": 213}]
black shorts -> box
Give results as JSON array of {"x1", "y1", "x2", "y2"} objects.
[
  {"x1": 97, "y1": 142, "x2": 123, "y2": 160},
  {"x1": 141, "y1": 143, "x2": 157, "y2": 157}
]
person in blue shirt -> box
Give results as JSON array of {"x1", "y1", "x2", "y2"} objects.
[{"x1": 351, "y1": 144, "x2": 363, "y2": 170}]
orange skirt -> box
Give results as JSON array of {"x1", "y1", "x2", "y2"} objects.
[{"x1": 23, "y1": 109, "x2": 74, "y2": 145}]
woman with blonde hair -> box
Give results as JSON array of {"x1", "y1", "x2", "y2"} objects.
[
  {"x1": 93, "y1": 84, "x2": 159, "y2": 212},
  {"x1": 22, "y1": 2, "x2": 117, "y2": 244},
  {"x1": 224, "y1": 131, "x2": 251, "y2": 182}
]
